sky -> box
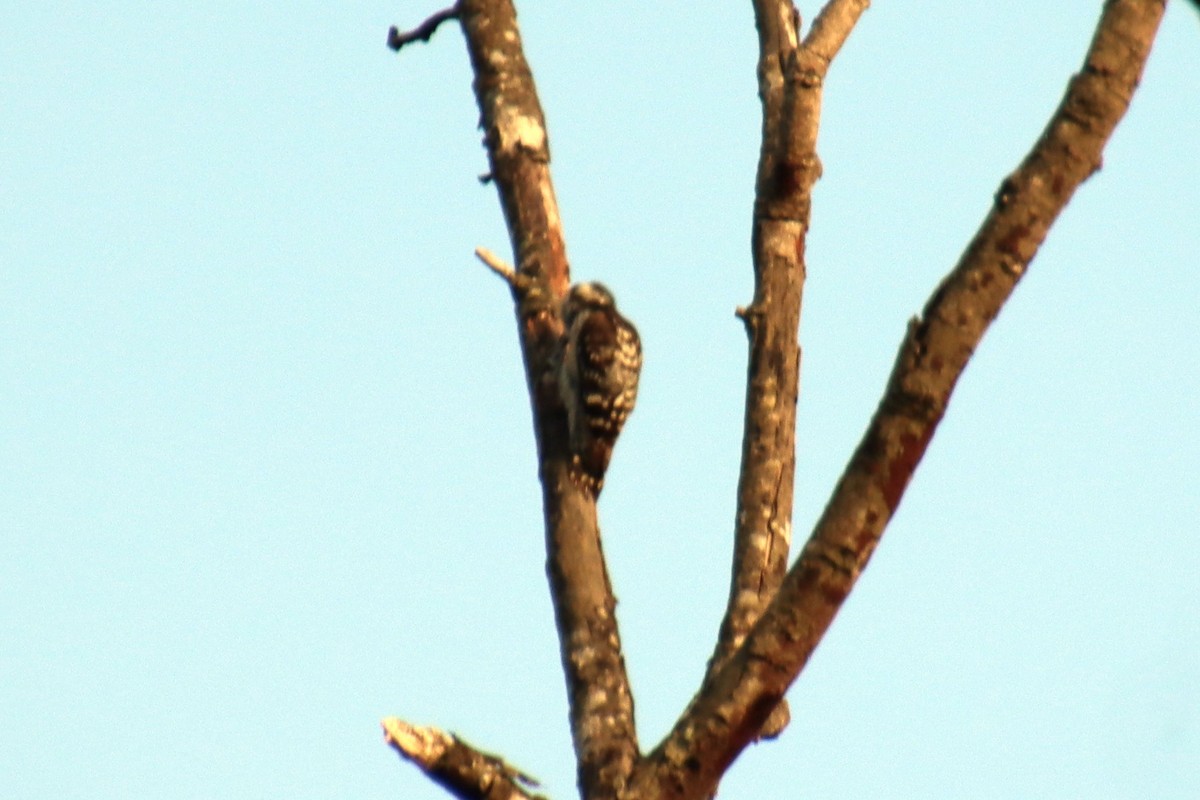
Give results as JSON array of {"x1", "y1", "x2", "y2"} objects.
[{"x1": 3, "y1": 2, "x2": 1198, "y2": 798}]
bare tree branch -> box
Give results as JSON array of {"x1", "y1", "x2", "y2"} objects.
[
  {"x1": 388, "y1": 1, "x2": 639, "y2": 796},
  {"x1": 705, "y1": 0, "x2": 868, "y2": 742},
  {"x1": 383, "y1": 718, "x2": 546, "y2": 800},
  {"x1": 635, "y1": 1, "x2": 1164, "y2": 797},
  {"x1": 454, "y1": 2, "x2": 639, "y2": 797},
  {"x1": 387, "y1": 5, "x2": 461, "y2": 52}
]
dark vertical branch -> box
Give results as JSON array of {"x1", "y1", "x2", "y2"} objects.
[
  {"x1": 456, "y1": 3, "x2": 639, "y2": 798},
  {"x1": 632, "y1": 2, "x2": 1164, "y2": 798},
  {"x1": 706, "y1": 0, "x2": 868, "y2": 741},
  {"x1": 387, "y1": 3, "x2": 639, "y2": 798}
]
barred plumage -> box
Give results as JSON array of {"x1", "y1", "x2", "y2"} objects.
[{"x1": 558, "y1": 282, "x2": 642, "y2": 496}]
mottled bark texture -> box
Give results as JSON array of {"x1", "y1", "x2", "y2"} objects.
[
  {"x1": 627, "y1": 2, "x2": 1164, "y2": 799},
  {"x1": 707, "y1": 0, "x2": 870, "y2": 742},
  {"x1": 457, "y1": 3, "x2": 640, "y2": 799},
  {"x1": 384, "y1": 718, "x2": 547, "y2": 800}
]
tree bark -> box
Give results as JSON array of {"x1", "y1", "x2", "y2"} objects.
[
  {"x1": 628, "y1": 2, "x2": 1165, "y2": 798},
  {"x1": 706, "y1": 0, "x2": 870, "y2": 741}
]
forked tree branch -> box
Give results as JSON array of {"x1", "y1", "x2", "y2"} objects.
[
  {"x1": 391, "y1": 1, "x2": 1163, "y2": 798},
  {"x1": 706, "y1": 0, "x2": 868, "y2": 741},
  {"x1": 383, "y1": 718, "x2": 547, "y2": 800},
  {"x1": 631, "y1": 2, "x2": 1165, "y2": 798},
  {"x1": 388, "y1": 2, "x2": 639, "y2": 798}
]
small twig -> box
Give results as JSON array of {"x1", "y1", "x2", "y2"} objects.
[
  {"x1": 387, "y1": 5, "x2": 461, "y2": 52},
  {"x1": 474, "y1": 246, "x2": 519, "y2": 288},
  {"x1": 733, "y1": 304, "x2": 759, "y2": 336}
]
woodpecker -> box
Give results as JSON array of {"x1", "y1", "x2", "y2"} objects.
[{"x1": 558, "y1": 282, "x2": 642, "y2": 496}]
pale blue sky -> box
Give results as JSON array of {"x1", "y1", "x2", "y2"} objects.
[{"x1": 4, "y1": 3, "x2": 1198, "y2": 798}]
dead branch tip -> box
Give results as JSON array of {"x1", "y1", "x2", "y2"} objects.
[
  {"x1": 387, "y1": 5, "x2": 461, "y2": 52},
  {"x1": 382, "y1": 717, "x2": 449, "y2": 767},
  {"x1": 735, "y1": 303, "x2": 764, "y2": 335},
  {"x1": 474, "y1": 247, "x2": 519, "y2": 288},
  {"x1": 383, "y1": 717, "x2": 546, "y2": 800}
]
